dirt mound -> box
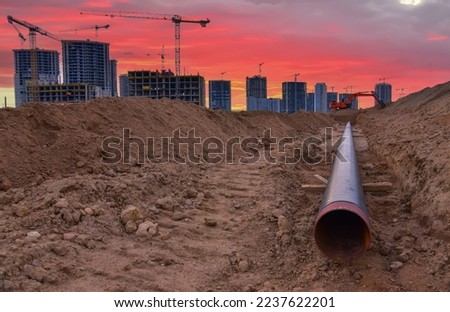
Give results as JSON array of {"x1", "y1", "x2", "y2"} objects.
[
  {"x1": 0, "y1": 94, "x2": 448, "y2": 292},
  {"x1": 0, "y1": 97, "x2": 332, "y2": 189},
  {"x1": 359, "y1": 81, "x2": 450, "y2": 239}
]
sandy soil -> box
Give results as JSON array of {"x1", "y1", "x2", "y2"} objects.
[{"x1": 0, "y1": 82, "x2": 449, "y2": 291}]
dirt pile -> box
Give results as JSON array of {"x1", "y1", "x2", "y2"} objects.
[
  {"x1": 0, "y1": 91, "x2": 448, "y2": 292},
  {"x1": 359, "y1": 81, "x2": 450, "y2": 239},
  {"x1": 0, "y1": 97, "x2": 331, "y2": 188}
]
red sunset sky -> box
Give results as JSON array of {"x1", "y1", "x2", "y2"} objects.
[{"x1": 1, "y1": 0, "x2": 449, "y2": 109}]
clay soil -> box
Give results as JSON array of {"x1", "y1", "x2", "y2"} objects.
[{"x1": 0, "y1": 82, "x2": 449, "y2": 292}]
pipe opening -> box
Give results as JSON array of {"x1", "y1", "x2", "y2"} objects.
[{"x1": 315, "y1": 210, "x2": 370, "y2": 262}]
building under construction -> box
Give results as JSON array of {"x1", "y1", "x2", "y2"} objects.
[
  {"x1": 13, "y1": 49, "x2": 59, "y2": 106},
  {"x1": 26, "y1": 83, "x2": 100, "y2": 103},
  {"x1": 126, "y1": 70, "x2": 206, "y2": 106}
]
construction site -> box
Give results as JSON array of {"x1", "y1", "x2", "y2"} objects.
[{"x1": 0, "y1": 79, "x2": 449, "y2": 291}]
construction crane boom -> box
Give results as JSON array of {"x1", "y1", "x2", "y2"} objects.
[
  {"x1": 80, "y1": 10, "x2": 210, "y2": 76},
  {"x1": 60, "y1": 24, "x2": 110, "y2": 38},
  {"x1": 7, "y1": 15, "x2": 60, "y2": 48}
]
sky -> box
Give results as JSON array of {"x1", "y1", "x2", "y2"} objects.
[{"x1": 1, "y1": 0, "x2": 450, "y2": 109}]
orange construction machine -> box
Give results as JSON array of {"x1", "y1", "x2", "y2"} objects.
[{"x1": 330, "y1": 91, "x2": 385, "y2": 110}]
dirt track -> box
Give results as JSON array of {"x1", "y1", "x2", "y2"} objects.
[{"x1": 0, "y1": 82, "x2": 449, "y2": 291}]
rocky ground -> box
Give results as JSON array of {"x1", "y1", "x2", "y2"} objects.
[{"x1": 0, "y1": 82, "x2": 449, "y2": 291}]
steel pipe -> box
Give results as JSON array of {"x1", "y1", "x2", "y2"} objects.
[{"x1": 314, "y1": 122, "x2": 371, "y2": 262}]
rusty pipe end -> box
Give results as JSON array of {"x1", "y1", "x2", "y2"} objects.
[{"x1": 314, "y1": 201, "x2": 371, "y2": 262}]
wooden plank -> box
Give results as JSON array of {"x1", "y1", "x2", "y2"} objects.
[
  {"x1": 313, "y1": 174, "x2": 328, "y2": 184},
  {"x1": 301, "y1": 182, "x2": 393, "y2": 192}
]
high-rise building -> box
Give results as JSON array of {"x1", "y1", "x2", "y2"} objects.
[
  {"x1": 109, "y1": 59, "x2": 118, "y2": 97},
  {"x1": 339, "y1": 93, "x2": 358, "y2": 109},
  {"x1": 119, "y1": 74, "x2": 129, "y2": 97},
  {"x1": 246, "y1": 75, "x2": 267, "y2": 98},
  {"x1": 209, "y1": 80, "x2": 231, "y2": 111},
  {"x1": 375, "y1": 83, "x2": 392, "y2": 105},
  {"x1": 127, "y1": 70, "x2": 205, "y2": 106},
  {"x1": 13, "y1": 49, "x2": 59, "y2": 106},
  {"x1": 62, "y1": 40, "x2": 111, "y2": 96},
  {"x1": 282, "y1": 82, "x2": 307, "y2": 114},
  {"x1": 314, "y1": 83, "x2": 327, "y2": 112},
  {"x1": 307, "y1": 93, "x2": 315, "y2": 112},
  {"x1": 246, "y1": 75, "x2": 267, "y2": 111},
  {"x1": 247, "y1": 97, "x2": 283, "y2": 113}
]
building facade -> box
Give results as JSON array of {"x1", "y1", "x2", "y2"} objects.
[
  {"x1": 209, "y1": 80, "x2": 231, "y2": 111},
  {"x1": 282, "y1": 81, "x2": 307, "y2": 114},
  {"x1": 119, "y1": 74, "x2": 129, "y2": 97},
  {"x1": 247, "y1": 97, "x2": 284, "y2": 113},
  {"x1": 314, "y1": 83, "x2": 327, "y2": 112},
  {"x1": 62, "y1": 40, "x2": 111, "y2": 96},
  {"x1": 306, "y1": 93, "x2": 315, "y2": 112},
  {"x1": 327, "y1": 92, "x2": 338, "y2": 107},
  {"x1": 13, "y1": 49, "x2": 59, "y2": 106},
  {"x1": 127, "y1": 70, "x2": 206, "y2": 106},
  {"x1": 27, "y1": 83, "x2": 100, "y2": 103},
  {"x1": 246, "y1": 75, "x2": 267, "y2": 99},
  {"x1": 109, "y1": 59, "x2": 118, "y2": 97},
  {"x1": 375, "y1": 83, "x2": 392, "y2": 106}
]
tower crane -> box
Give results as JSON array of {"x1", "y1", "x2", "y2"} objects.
[
  {"x1": 294, "y1": 73, "x2": 300, "y2": 82},
  {"x1": 7, "y1": 15, "x2": 61, "y2": 103},
  {"x1": 80, "y1": 10, "x2": 210, "y2": 76},
  {"x1": 60, "y1": 24, "x2": 110, "y2": 38}
]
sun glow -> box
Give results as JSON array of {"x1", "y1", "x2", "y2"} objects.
[{"x1": 400, "y1": 0, "x2": 421, "y2": 6}]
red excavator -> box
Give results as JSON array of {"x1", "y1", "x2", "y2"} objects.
[{"x1": 330, "y1": 91, "x2": 385, "y2": 110}]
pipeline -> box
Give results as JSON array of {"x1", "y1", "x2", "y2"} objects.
[{"x1": 314, "y1": 122, "x2": 371, "y2": 262}]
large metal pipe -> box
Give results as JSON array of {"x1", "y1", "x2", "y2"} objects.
[{"x1": 314, "y1": 122, "x2": 371, "y2": 262}]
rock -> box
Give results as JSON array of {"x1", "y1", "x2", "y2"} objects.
[
  {"x1": 84, "y1": 207, "x2": 94, "y2": 215},
  {"x1": 204, "y1": 217, "x2": 217, "y2": 227},
  {"x1": 397, "y1": 252, "x2": 410, "y2": 263},
  {"x1": 362, "y1": 163, "x2": 374, "y2": 170},
  {"x1": 26, "y1": 231, "x2": 41, "y2": 242},
  {"x1": 124, "y1": 221, "x2": 138, "y2": 234},
  {"x1": 63, "y1": 232, "x2": 78, "y2": 241},
  {"x1": 135, "y1": 221, "x2": 159, "y2": 237},
  {"x1": 390, "y1": 261, "x2": 404, "y2": 270},
  {"x1": 155, "y1": 196, "x2": 175, "y2": 211},
  {"x1": 12, "y1": 204, "x2": 30, "y2": 217},
  {"x1": 277, "y1": 215, "x2": 291, "y2": 237},
  {"x1": 238, "y1": 259, "x2": 250, "y2": 272},
  {"x1": 185, "y1": 188, "x2": 198, "y2": 199},
  {"x1": 55, "y1": 198, "x2": 69, "y2": 210},
  {"x1": 204, "y1": 191, "x2": 214, "y2": 199},
  {"x1": 120, "y1": 205, "x2": 143, "y2": 225}
]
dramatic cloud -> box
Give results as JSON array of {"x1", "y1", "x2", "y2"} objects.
[{"x1": 1, "y1": 0, "x2": 450, "y2": 108}]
